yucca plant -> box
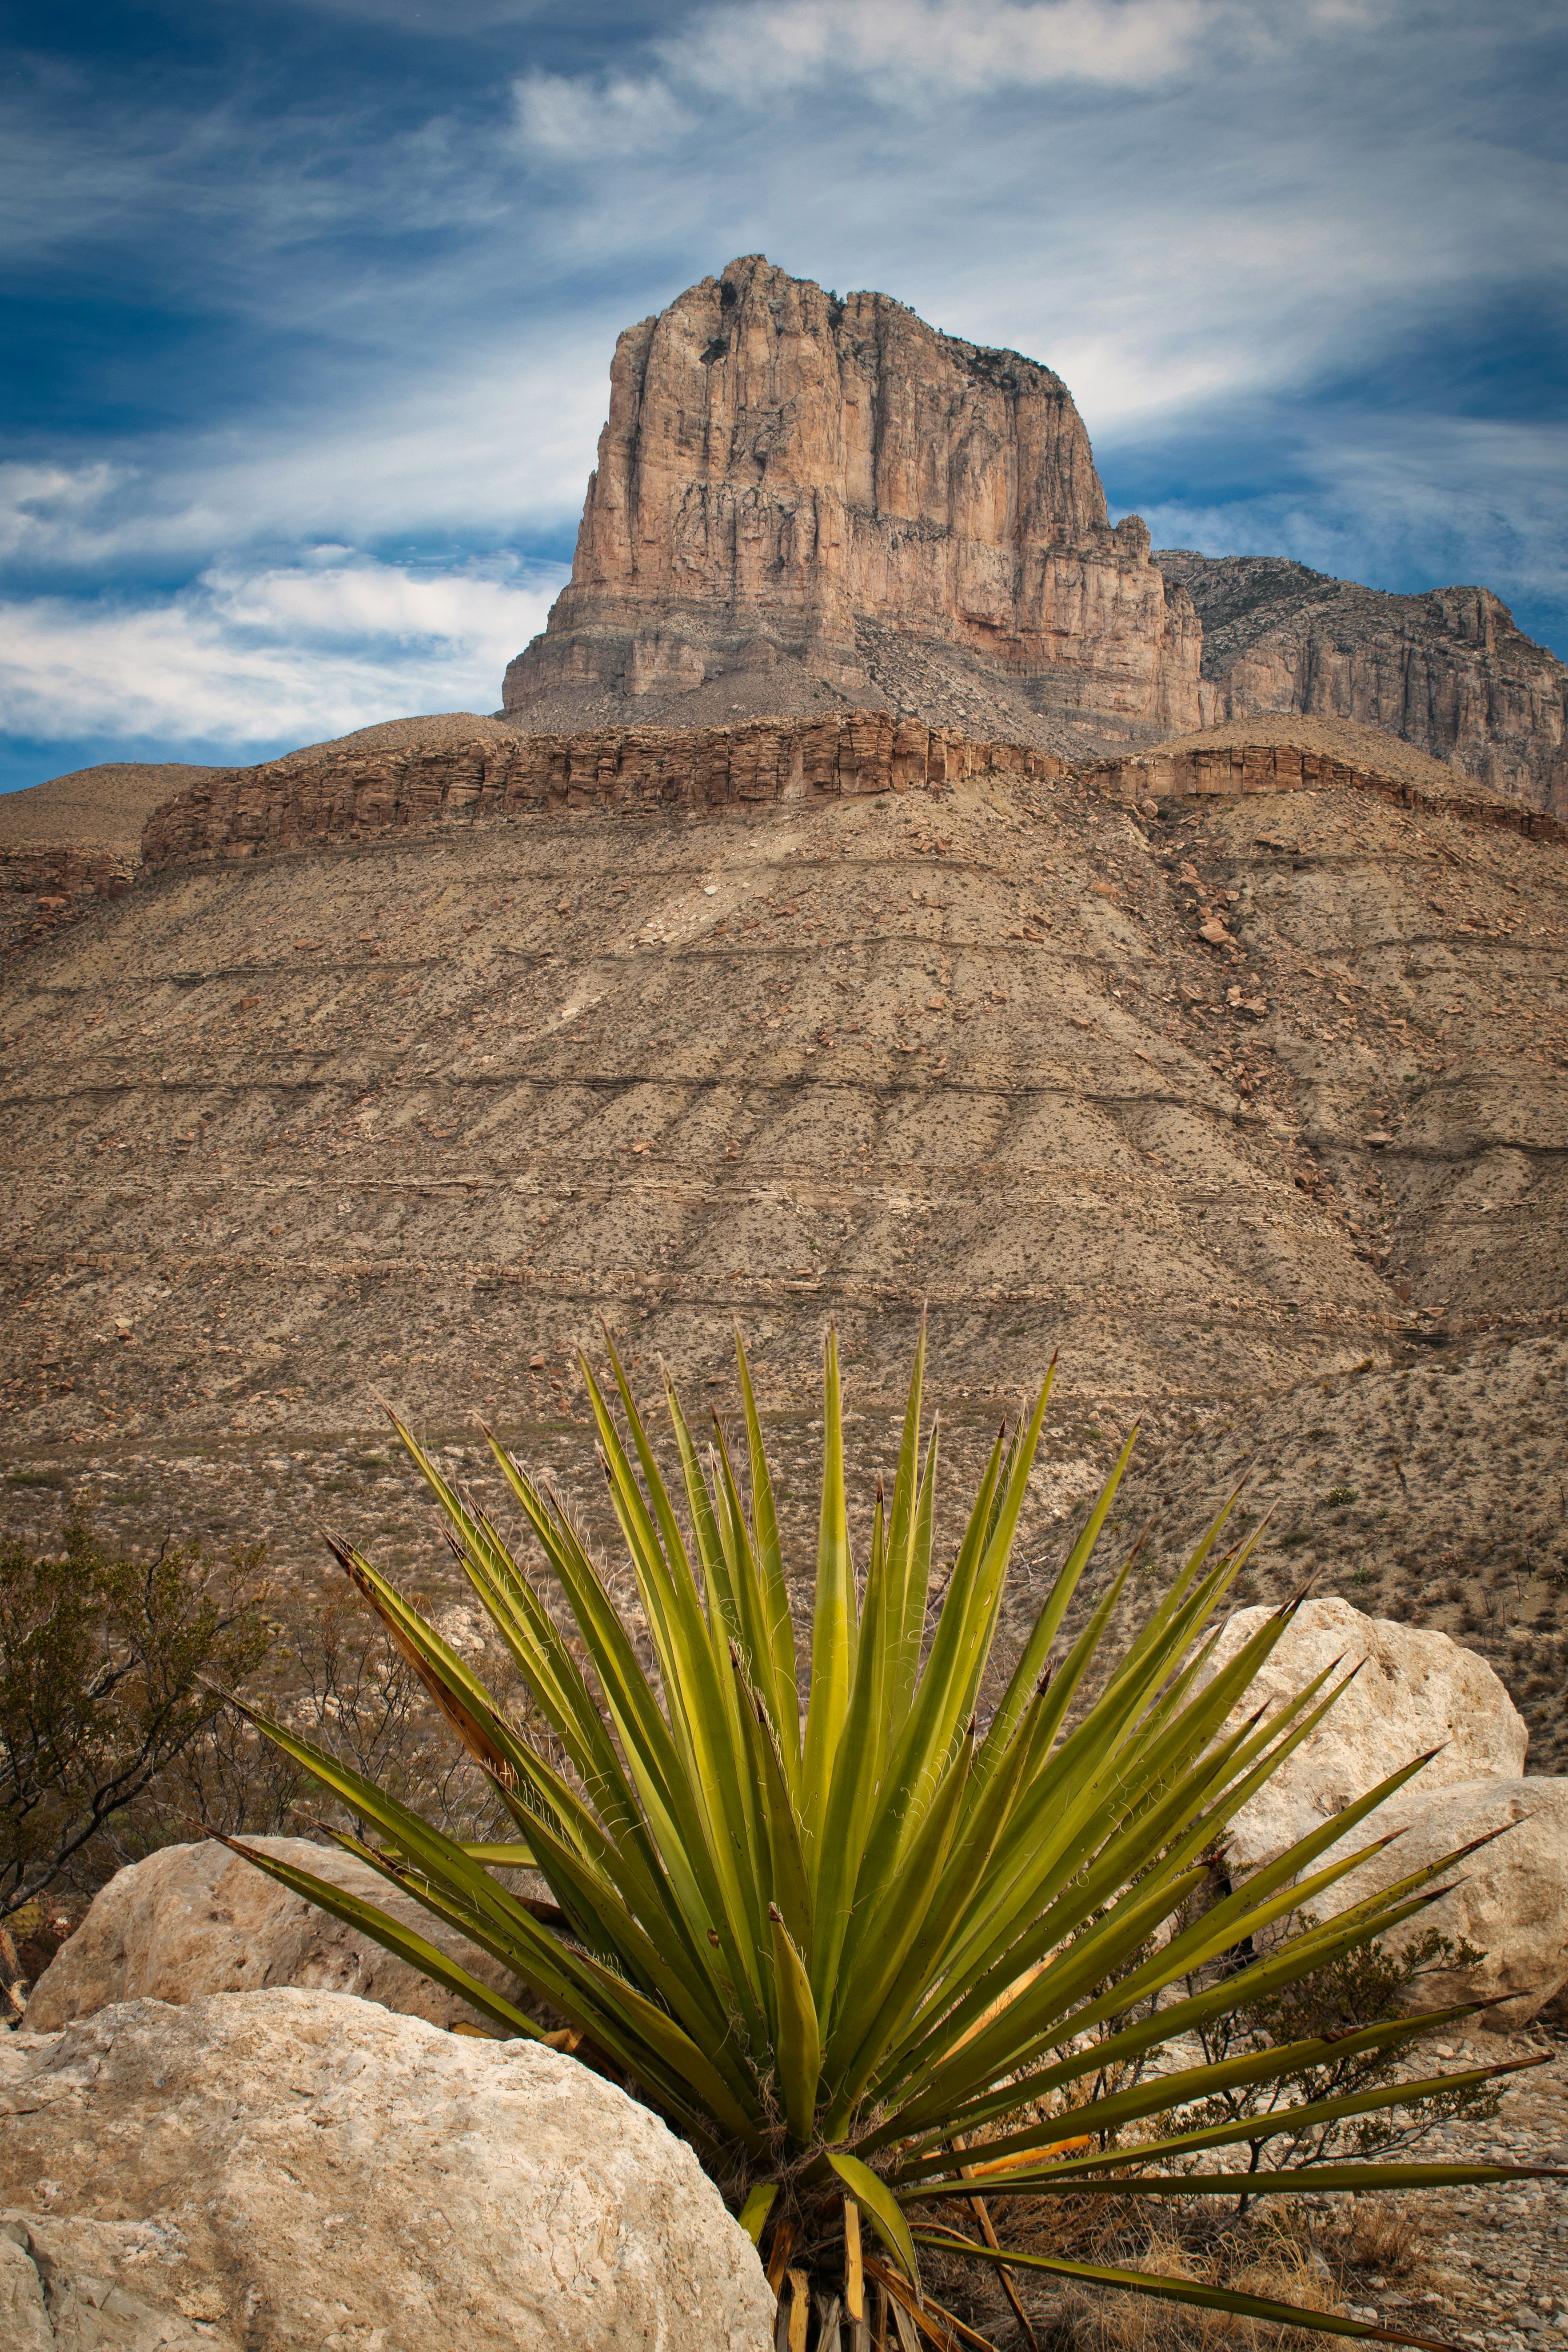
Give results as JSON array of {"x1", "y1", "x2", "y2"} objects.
[{"x1": 226, "y1": 1330, "x2": 1554, "y2": 2352}]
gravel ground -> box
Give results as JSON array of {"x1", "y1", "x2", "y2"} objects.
[{"x1": 1306, "y1": 2026, "x2": 1568, "y2": 2348}]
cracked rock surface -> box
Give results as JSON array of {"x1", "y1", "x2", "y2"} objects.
[
  {"x1": 0, "y1": 1989, "x2": 774, "y2": 2351},
  {"x1": 1157, "y1": 549, "x2": 1568, "y2": 820}
]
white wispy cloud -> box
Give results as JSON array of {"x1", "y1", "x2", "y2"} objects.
[
  {"x1": 0, "y1": 335, "x2": 607, "y2": 581},
  {"x1": 0, "y1": 557, "x2": 564, "y2": 748},
  {"x1": 3, "y1": 0, "x2": 1564, "y2": 792},
  {"x1": 514, "y1": 72, "x2": 694, "y2": 157},
  {"x1": 513, "y1": 0, "x2": 1211, "y2": 162},
  {"x1": 665, "y1": 0, "x2": 1212, "y2": 99}
]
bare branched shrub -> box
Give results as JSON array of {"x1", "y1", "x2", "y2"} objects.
[
  {"x1": 1177, "y1": 1903, "x2": 1496, "y2": 2199},
  {"x1": 0, "y1": 1523, "x2": 267, "y2": 1920},
  {"x1": 0, "y1": 1520, "x2": 548, "y2": 1964}
]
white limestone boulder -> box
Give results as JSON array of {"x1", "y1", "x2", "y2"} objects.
[
  {"x1": 1201, "y1": 1596, "x2": 1526, "y2": 1873},
  {"x1": 24, "y1": 1836, "x2": 538, "y2": 2036},
  {"x1": 1312, "y1": 1776, "x2": 1568, "y2": 2029},
  {"x1": 0, "y1": 1988, "x2": 774, "y2": 2351}
]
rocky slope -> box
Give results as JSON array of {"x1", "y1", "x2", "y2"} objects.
[
  {"x1": 1, "y1": 717, "x2": 1565, "y2": 1744},
  {"x1": 506, "y1": 254, "x2": 1201, "y2": 753},
  {"x1": 1157, "y1": 549, "x2": 1568, "y2": 820},
  {"x1": 0, "y1": 716, "x2": 527, "y2": 958},
  {"x1": 1117, "y1": 1332, "x2": 1568, "y2": 1769},
  {"x1": 0, "y1": 760, "x2": 222, "y2": 858}
]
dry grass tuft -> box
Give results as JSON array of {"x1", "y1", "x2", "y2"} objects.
[
  {"x1": 1337, "y1": 2198, "x2": 1421, "y2": 2279},
  {"x1": 1046, "y1": 2221, "x2": 1343, "y2": 2352}
]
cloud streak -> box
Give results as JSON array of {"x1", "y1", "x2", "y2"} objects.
[
  {"x1": 514, "y1": 0, "x2": 1213, "y2": 152},
  {"x1": 0, "y1": 557, "x2": 563, "y2": 751},
  {"x1": 664, "y1": 0, "x2": 1212, "y2": 98}
]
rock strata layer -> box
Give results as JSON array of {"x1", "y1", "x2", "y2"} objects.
[
  {"x1": 136, "y1": 716, "x2": 1556, "y2": 879},
  {"x1": 506, "y1": 254, "x2": 1201, "y2": 748},
  {"x1": 0, "y1": 1989, "x2": 774, "y2": 2350},
  {"x1": 1158, "y1": 550, "x2": 1568, "y2": 821},
  {"x1": 140, "y1": 713, "x2": 1061, "y2": 869},
  {"x1": 1083, "y1": 740, "x2": 1563, "y2": 844}
]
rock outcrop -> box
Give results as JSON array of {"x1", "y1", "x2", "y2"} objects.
[
  {"x1": 134, "y1": 713, "x2": 1560, "y2": 882},
  {"x1": 1157, "y1": 551, "x2": 1568, "y2": 821},
  {"x1": 24, "y1": 1836, "x2": 540, "y2": 2036},
  {"x1": 140, "y1": 713, "x2": 1062, "y2": 869},
  {"x1": 1200, "y1": 1596, "x2": 1528, "y2": 1873},
  {"x1": 1082, "y1": 736, "x2": 1562, "y2": 844},
  {"x1": 0, "y1": 1989, "x2": 774, "y2": 2350},
  {"x1": 506, "y1": 254, "x2": 1201, "y2": 749},
  {"x1": 1200, "y1": 1597, "x2": 1568, "y2": 2025},
  {"x1": 0, "y1": 846, "x2": 136, "y2": 960},
  {"x1": 1317, "y1": 1776, "x2": 1568, "y2": 2029}
]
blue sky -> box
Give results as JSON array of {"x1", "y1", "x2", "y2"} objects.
[{"x1": 3, "y1": 0, "x2": 1564, "y2": 794}]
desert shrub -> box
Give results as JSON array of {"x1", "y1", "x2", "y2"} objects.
[
  {"x1": 1338, "y1": 2196, "x2": 1420, "y2": 2277},
  {"x1": 0, "y1": 1523, "x2": 527, "y2": 1968},
  {"x1": 0, "y1": 1521, "x2": 268, "y2": 1922},
  {"x1": 166, "y1": 1585, "x2": 532, "y2": 1852},
  {"x1": 231, "y1": 1332, "x2": 1536, "y2": 2350},
  {"x1": 1177, "y1": 1913, "x2": 1495, "y2": 2201},
  {"x1": 1035, "y1": 2212, "x2": 1344, "y2": 2352}
]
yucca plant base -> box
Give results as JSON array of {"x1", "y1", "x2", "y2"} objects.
[{"x1": 227, "y1": 1332, "x2": 1557, "y2": 2351}]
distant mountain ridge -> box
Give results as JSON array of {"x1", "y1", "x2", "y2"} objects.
[
  {"x1": 1157, "y1": 548, "x2": 1568, "y2": 820},
  {"x1": 8, "y1": 265, "x2": 1565, "y2": 829}
]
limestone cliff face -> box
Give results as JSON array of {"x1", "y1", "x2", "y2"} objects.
[
  {"x1": 1158, "y1": 551, "x2": 1568, "y2": 819},
  {"x1": 506, "y1": 255, "x2": 1201, "y2": 744}
]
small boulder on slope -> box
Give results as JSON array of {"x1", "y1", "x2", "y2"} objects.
[
  {"x1": 24, "y1": 1836, "x2": 541, "y2": 2036},
  {"x1": 1200, "y1": 1596, "x2": 1527, "y2": 1872},
  {"x1": 1315, "y1": 1776, "x2": 1568, "y2": 2030},
  {"x1": 1206, "y1": 1597, "x2": 1568, "y2": 2027},
  {"x1": 0, "y1": 1988, "x2": 774, "y2": 2352}
]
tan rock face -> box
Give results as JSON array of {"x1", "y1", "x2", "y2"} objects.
[
  {"x1": 1201, "y1": 1602, "x2": 1568, "y2": 2027},
  {"x1": 134, "y1": 715, "x2": 1562, "y2": 880},
  {"x1": 138, "y1": 713, "x2": 1063, "y2": 869},
  {"x1": 1318, "y1": 1777, "x2": 1568, "y2": 2028},
  {"x1": 0, "y1": 1989, "x2": 774, "y2": 2350},
  {"x1": 506, "y1": 254, "x2": 1201, "y2": 743},
  {"x1": 25, "y1": 1837, "x2": 539, "y2": 2036},
  {"x1": 1159, "y1": 552, "x2": 1568, "y2": 821},
  {"x1": 1200, "y1": 1596, "x2": 1527, "y2": 1872},
  {"x1": 1082, "y1": 738, "x2": 1561, "y2": 843}
]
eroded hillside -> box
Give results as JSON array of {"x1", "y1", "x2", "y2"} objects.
[{"x1": 2, "y1": 740, "x2": 1564, "y2": 1747}]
